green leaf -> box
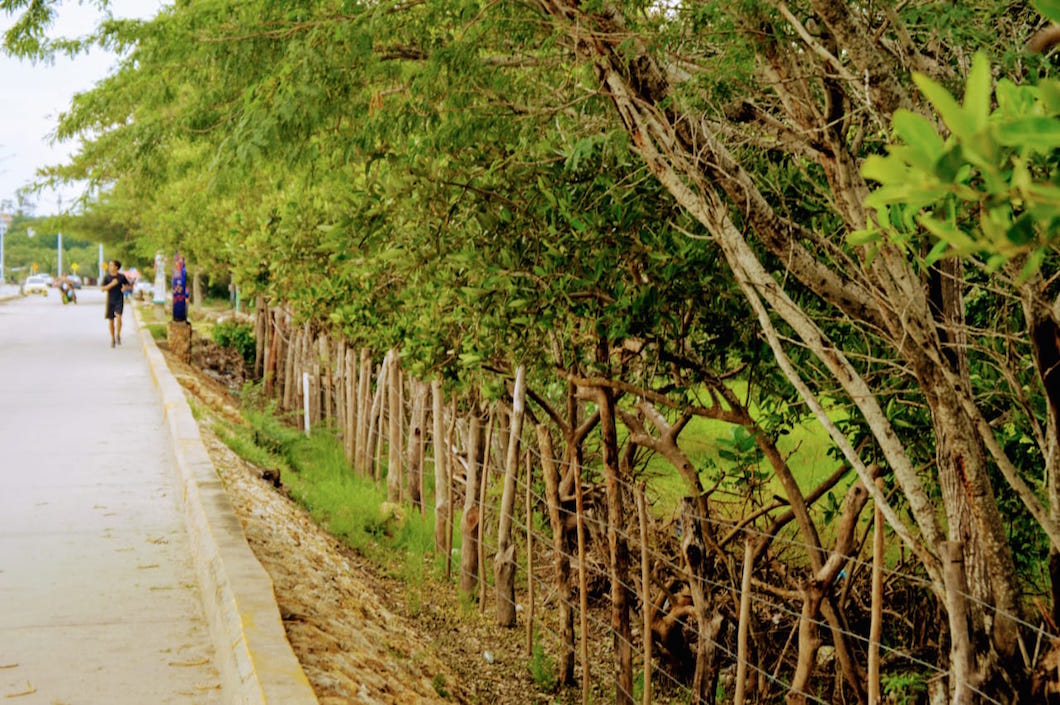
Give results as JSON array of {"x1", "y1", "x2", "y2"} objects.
[
  {"x1": 918, "y1": 214, "x2": 980, "y2": 253},
  {"x1": 934, "y1": 145, "x2": 967, "y2": 183},
  {"x1": 985, "y1": 253, "x2": 1008, "y2": 272},
  {"x1": 1025, "y1": 182, "x2": 1060, "y2": 206},
  {"x1": 862, "y1": 154, "x2": 910, "y2": 185},
  {"x1": 1034, "y1": 0, "x2": 1060, "y2": 24},
  {"x1": 913, "y1": 73, "x2": 975, "y2": 141},
  {"x1": 963, "y1": 53, "x2": 992, "y2": 133},
  {"x1": 923, "y1": 239, "x2": 952, "y2": 267},
  {"x1": 892, "y1": 110, "x2": 945, "y2": 166},
  {"x1": 1040, "y1": 81, "x2": 1060, "y2": 114},
  {"x1": 1017, "y1": 247, "x2": 1047, "y2": 282},
  {"x1": 1005, "y1": 213, "x2": 1037, "y2": 247},
  {"x1": 995, "y1": 116, "x2": 1060, "y2": 153},
  {"x1": 995, "y1": 79, "x2": 1038, "y2": 116},
  {"x1": 848, "y1": 227, "x2": 881, "y2": 246}
]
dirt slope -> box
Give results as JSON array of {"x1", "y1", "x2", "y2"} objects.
[{"x1": 162, "y1": 350, "x2": 553, "y2": 705}]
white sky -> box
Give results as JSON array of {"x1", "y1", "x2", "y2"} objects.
[{"x1": 0, "y1": 0, "x2": 166, "y2": 216}]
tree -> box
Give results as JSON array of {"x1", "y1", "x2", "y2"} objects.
[{"x1": 522, "y1": 0, "x2": 1057, "y2": 699}]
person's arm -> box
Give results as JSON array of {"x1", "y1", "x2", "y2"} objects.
[{"x1": 101, "y1": 276, "x2": 115, "y2": 291}]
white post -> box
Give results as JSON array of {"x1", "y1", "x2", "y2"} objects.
[
  {"x1": 303, "y1": 372, "x2": 311, "y2": 437},
  {"x1": 152, "y1": 252, "x2": 166, "y2": 305},
  {"x1": 99, "y1": 243, "x2": 104, "y2": 282},
  {"x1": 57, "y1": 232, "x2": 62, "y2": 276}
]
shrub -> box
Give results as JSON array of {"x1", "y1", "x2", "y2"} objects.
[{"x1": 212, "y1": 319, "x2": 256, "y2": 366}]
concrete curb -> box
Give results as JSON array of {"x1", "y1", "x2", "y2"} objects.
[{"x1": 134, "y1": 308, "x2": 319, "y2": 705}]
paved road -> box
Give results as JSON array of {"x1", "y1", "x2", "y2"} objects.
[{"x1": 0, "y1": 289, "x2": 222, "y2": 704}]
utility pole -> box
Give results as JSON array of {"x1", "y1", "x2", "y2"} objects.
[{"x1": 57, "y1": 232, "x2": 63, "y2": 276}]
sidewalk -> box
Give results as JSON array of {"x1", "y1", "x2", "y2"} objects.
[
  {"x1": 0, "y1": 288, "x2": 223, "y2": 703},
  {"x1": 0, "y1": 289, "x2": 315, "y2": 704},
  {"x1": 0, "y1": 283, "x2": 21, "y2": 302}
]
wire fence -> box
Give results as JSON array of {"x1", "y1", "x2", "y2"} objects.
[{"x1": 252, "y1": 325, "x2": 1053, "y2": 703}]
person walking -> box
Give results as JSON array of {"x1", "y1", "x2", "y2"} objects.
[
  {"x1": 100, "y1": 260, "x2": 130, "y2": 347},
  {"x1": 58, "y1": 273, "x2": 77, "y2": 304}
]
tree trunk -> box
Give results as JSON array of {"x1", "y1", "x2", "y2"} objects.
[
  {"x1": 680, "y1": 497, "x2": 722, "y2": 705},
  {"x1": 943, "y1": 540, "x2": 979, "y2": 705},
  {"x1": 596, "y1": 377, "x2": 633, "y2": 705},
  {"x1": 191, "y1": 269, "x2": 202, "y2": 307},
  {"x1": 928, "y1": 376, "x2": 1021, "y2": 688},
  {"x1": 1025, "y1": 299, "x2": 1060, "y2": 628},
  {"x1": 636, "y1": 483, "x2": 653, "y2": 705},
  {"x1": 282, "y1": 319, "x2": 296, "y2": 412},
  {"x1": 494, "y1": 365, "x2": 526, "y2": 627},
  {"x1": 263, "y1": 308, "x2": 276, "y2": 396},
  {"x1": 253, "y1": 296, "x2": 265, "y2": 379},
  {"x1": 319, "y1": 334, "x2": 331, "y2": 422},
  {"x1": 446, "y1": 398, "x2": 457, "y2": 579},
  {"x1": 788, "y1": 586, "x2": 824, "y2": 705},
  {"x1": 538, "y1": 423, "x2": 576, "y2": 685}
]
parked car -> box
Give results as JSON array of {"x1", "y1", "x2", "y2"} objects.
[
  {"x1": 67, "y1": 274, "x2": 83, "y2": 289},
  {"x1": 22, "y1": 275, "x2": 50, "y2": 296}
]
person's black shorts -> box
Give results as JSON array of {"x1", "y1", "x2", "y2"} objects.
[{"x1": 105, "y1": 299, "x2": 124, "y2": 319}]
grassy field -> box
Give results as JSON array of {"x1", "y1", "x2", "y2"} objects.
[{"x1": 635, "y1": 389, "x2": 850, "y2": 526}]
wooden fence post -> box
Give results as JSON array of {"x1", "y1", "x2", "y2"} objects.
[
  {"x1": 386, "y1": 350, "x2": 403, "y2": 502},
  {"x1": 869, "y1": 478, "x2": 884, "y2": 705},
  {"x1": 478, "y1": 405, "x2": 494, "y2": 612},
  {"x1": 636, "y1": 483, "x2": 652, "y2": 705},
  {"x1": 432, "y1": 379, "x2": 449, "y2": 554},
  {"x1": 334, "y1": 339, "x2": 346, "y2": 435},
  {"x1": 735, "y1": 538, "x2": 753, "y2": 705},
  {"x1": 525, "y1": 446, "x2": 535, "y2": 655},
  {"x1": 460, "y1": 411, "x2": 482, "y2": 597},
  {"x1": 319, "y1": 333, "x2": 331, "y2": 422},
  {"x1": 355, "y1": 348, "x2": 371, "y2": 473},
  {"x1": 406, "y1": 380, "x2": 429, "y2": 513},
  {"x1": 366, "y1": 353, "x2": 389, "y2": 481},
  {"x1": 344, "y1": 346, "x2": 356, "y2": 465},
  {"x1": 446, "y1": 398, "x2": 457, "y2": 579},
  {"x1": 574, "y1": 451, "x2": 590, "y2": 705}
]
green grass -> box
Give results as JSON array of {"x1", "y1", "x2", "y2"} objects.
[
  {"x1": 636, "y1": 383, "x2": 850, "y2": 523},
  {"x1": 645, "y1": 416, "x2": 841, "y2": 503},
  {"x1": 215, "y1": 406, "x2": 445, "y2": 586}
]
